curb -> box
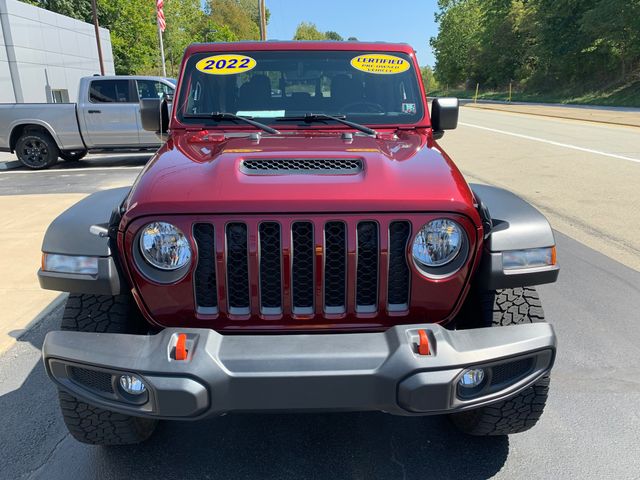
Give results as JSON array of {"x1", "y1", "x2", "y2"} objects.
[
  {"x1": 464, "y1": 103, "x2": 640, "y2": 129},
  {"x1": 0, "y1": 160, "x2": 22, "y2": 171}
]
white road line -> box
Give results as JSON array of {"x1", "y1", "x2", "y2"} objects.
[
  {"x1": 0, "y1": 166, "x2": 144, "y2": 174},
  {"x1": 459, "y1": 121, "x2": 640, "y2": 164}
]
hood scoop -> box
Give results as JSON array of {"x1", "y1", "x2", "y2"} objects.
[{"x1": 240, "y1": 158, "x2": 363, "y2": 175}]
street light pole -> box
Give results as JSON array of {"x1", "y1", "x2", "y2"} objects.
[{"x1": 90, "y1": 0, "x2": 105, "y2": 75}]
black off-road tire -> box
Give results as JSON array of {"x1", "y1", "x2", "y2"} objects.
[
  {"x1": 15, "y1": 130, "x2": 59, "y2": 169},
  {"x1": 59, "y1": 149, "x2": 88, "y2": 162},
  {"x1": 57, "y1": 294, "x2": 158, "y2": 445},
  {"x1": 450, "y1": 287, "x2": 551, "y2": 436}
]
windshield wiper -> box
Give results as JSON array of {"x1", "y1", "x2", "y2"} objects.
[
  {"x1": 183, "y1": 112, "x2": 280, "y2": 135},
  {"x1": 275, "y1": 113, "x2": 377, "y2": 136}
]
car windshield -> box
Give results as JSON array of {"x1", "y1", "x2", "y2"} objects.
[{"x1": 175, "y1": 50, "x2": 424, "y2": 127}]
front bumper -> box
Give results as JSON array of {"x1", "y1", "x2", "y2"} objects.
[{"x1": 43, "y1": 323, "x2": 555, "y2": 419}]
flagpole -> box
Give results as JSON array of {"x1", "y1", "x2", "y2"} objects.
[
  {"x1": 157, "y1": 18, "x2": 166, "y2": 77},
  {"x1": 156, "y1": 0, "x2": 167, "y2": 77}
]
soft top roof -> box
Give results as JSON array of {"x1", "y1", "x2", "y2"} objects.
[{"x1": 185, "y1": 41, "x2": 416, "y2": 56}]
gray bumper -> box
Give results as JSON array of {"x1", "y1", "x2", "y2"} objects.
[{"x1": 43, "y1": 323, "x2": 556, "y2": 419}]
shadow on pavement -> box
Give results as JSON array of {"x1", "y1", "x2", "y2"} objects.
[{"x1": 0, "y1": 300, "x2": 509, "y2": 480}]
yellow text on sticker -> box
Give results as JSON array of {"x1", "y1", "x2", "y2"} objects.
[
  {"x1": 351, "y1": 54, "x2": 410, "y2": 75},
  {"x1": 195, "y1": 54, "x2": 256, "y2": 75}
]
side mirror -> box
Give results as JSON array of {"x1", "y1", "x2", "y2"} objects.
[
  {"x1": 140, "y1": 96, "x2": 170, "y2": 140},
  {"x1": 431, "y1": 97, "x2": 459, "y2": 139}
]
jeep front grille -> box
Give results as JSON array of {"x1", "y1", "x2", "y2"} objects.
[
  {"x1": 240, "y1": 158, "x2": 363, "y2": 175},
  {"x1": 192, "y1": 217, "x2": 412, "y2": 319}
]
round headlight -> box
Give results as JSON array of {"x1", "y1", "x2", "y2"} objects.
[
  {"x1": 412, "y1": 219, "x2": 463, "y2": 268},
  {"x1": 139, "y1": 222, "x2": 191, "y2": 270}
]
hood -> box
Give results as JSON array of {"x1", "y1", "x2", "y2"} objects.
[{"x1": 123, "y1": 130, "x2": 478, "y2": 223}]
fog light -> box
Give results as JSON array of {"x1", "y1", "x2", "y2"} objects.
[
  {"x1": 119, "y1": 374, "x2": 146, "y2": 395},
  {"x1": 459, "y1": 368, "x2": 485, "y2": 388}
]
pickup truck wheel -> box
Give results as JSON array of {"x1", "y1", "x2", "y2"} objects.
[
  {"x1": 57, "y1": 294, "x2": 158, "y2": 445},
  {"x1": 15, "y1": 132, "x2": 59, "y2": 169},
  {"x1": 450, "y1": 287, "x2": 551, "y2": 435},
  {"x1": 59, "y1": 150, "x2": 87, "y2": 162}
]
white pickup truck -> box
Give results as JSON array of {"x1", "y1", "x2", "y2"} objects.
[{"x1": 0, "y1": 75, "x2": 175, "y2": 169}]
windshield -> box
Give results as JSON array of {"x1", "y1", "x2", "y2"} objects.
[{"x1": 176, "y1": 50, "x2": 425, "y2": 127}]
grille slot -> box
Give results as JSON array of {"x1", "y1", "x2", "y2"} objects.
[
  {"x1": 226, "y1": 223, "x2": 250, "y2": 314},
  {"x1": 356, "y1": 221, "x2": 379, "y2": 312},
  {"x1": 291, "y1": 222, "x2": 315, "y2": 313},
  {"x1": 324, "y1": 221, "x2": 347, "y2": 313},
  {"x1": 491, "y1": 357, "x2": 535, "y2": 386},
  {"x1": 193, "y1": 223, "x2": 218, "y2": 313},
  {"x1": 241, "y1": 158, "x2": 363, "y2": 175},
  {"x1": 388, "y1": 221, "x2": 411, "y2": 310},
  {"x1": 70, "y1": 367, "x2": 114, "y2": 394},
  {"x1": 259, "y1": 222, "x2": 282, "y2": 314}
]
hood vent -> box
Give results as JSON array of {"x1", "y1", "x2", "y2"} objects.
[{"x1": 240, "y1": 158, "x2": 363, "y2": 175}]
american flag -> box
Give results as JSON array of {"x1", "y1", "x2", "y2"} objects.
[{"x1": 156, "y1": 0, "x2": 166, "y2": 32}]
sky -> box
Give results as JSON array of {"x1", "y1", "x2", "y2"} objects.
[{"x1": 266, "y1": 0, "x2": 439, "y2": 66}]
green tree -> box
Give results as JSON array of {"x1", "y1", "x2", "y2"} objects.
[
  {"x1": 22, "y1": 0, "x2": 91, "y2": 21},
  {"x1": 325, "y1": 31, "x2": 343, "y2": 41},
  {"x1": 429, "y1": 0, "x2": 483, "y2": 86},
  {"x1": 420, "y1": 66, "x2": 440, "y2": 94},
  {"x1": 97, "y1": 0, "x2": 158, "y2": 75},
  {"x1": 207, "y1": 0, "x2": 260, "y2": 40},
  {"x1": 164, "y1": 0, "x2": 237, "y2": 76},
  {"x1": 581, "y1": 0, "x2": 640, "y2": 79},
  {"x1": 293, "y1": 22, "x2": 327, "y2": 41}
]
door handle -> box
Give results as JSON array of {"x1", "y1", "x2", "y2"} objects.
[{"x1": 88, "y1": 109, "x2": 101, "y2": 114}]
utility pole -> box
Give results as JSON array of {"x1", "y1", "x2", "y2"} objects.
[
  {"x1": 90, "y1": 0, "x2": 105, "y2": 75},
  {"x1": 258, "y1": 0, "x2": 267, "y2": 41}
]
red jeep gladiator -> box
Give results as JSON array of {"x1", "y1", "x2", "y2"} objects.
[{"x1": 39, "y1": 42, "x2": 558, "y2": 445}]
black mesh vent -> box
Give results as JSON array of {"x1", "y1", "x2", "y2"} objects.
[
  {"x1": 491, "y1": 357, "x2": 535, "y2": 386},
  {"x1": 70, "y1": 367, "x2": 114, "y2": 394},
  {"x1": 241, "y1": 158, "x2": 363, "y2": 175},
  {"x1": 193, "y1": 223, "x2": 217, "y2": 310},
  {"x1": 292, "y1": 222, "x2": 314, "y2": 311},
  {"x1": 388, "y1": 221, "x2": 411, "y2": 307},
  {"x1": 356, "y1": 222, "x2": 379, "y2": 310},
  {"x1": 259, "y1": 222, "x2": 282, "y2": 311},
  {"x1": 324, "y1": 221, "x2": 346, "y2": 311},
  {"x1": 226, "y1": 223, "x2": 250, "y2": 311}
]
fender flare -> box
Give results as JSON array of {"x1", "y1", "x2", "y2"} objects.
[
  {"x1": 38, "y1": 187, "x2": 130, "y2": 295},
  {"x1": 9, "y1": 119, "x2": 64, "y2": 152},
  {"x1": 471, "y1": 184, "x2": 559, "y2": 290}
]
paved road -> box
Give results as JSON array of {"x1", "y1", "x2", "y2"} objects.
[
  {"x1": 1, "y1": 108, "x2": 640, "y2": 479},
  {"x1": 0, "y1": 153, "x2": 148, "y2": 195},
  {"x1": 440, "y1": 107, "x2": 640, "y2": 271}
]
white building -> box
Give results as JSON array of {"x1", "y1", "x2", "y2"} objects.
[{"x1": 0, "y1": 0, "x2": 115, "y2": 103}]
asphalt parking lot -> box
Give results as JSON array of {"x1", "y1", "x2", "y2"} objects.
[{"x1": 1, "y1": 106, "x2": 640, "y2": 479}]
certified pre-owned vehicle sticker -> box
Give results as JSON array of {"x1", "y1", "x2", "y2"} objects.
[
  {"x1": 351, "y1": 54, "x2": 410, "y2": 74},
  {"x1": 195, "y1": 54, "x2": 256, "y2": 75}
]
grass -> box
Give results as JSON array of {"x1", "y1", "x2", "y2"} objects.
[{"x1": 428, "y1": 77, "x2": 640, "y2": 108}]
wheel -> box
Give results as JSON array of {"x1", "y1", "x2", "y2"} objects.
[
  {"x1": 57, "y1": 294, "x2": 158, "y2": 445},
  {"x1": 450, "y1": 287, "x2": 551, "y2": 436},
  {"x1": 59, "y1": 150, "x2": 87, "y2": 162},
  {"x1": 15, "y1": 130, "x2": 59, "y2": 169}
]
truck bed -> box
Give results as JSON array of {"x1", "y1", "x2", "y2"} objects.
[{"x1": 0, "y1": 103, "x2": 85, "y2": 152}]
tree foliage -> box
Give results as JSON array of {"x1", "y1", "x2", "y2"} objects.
[
  {"x1": 430, "y1": 0, "x2": 640, "y2": 91},
  {"x1": 293, "y1": 22, "x2": 348, "y2": 41}
]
